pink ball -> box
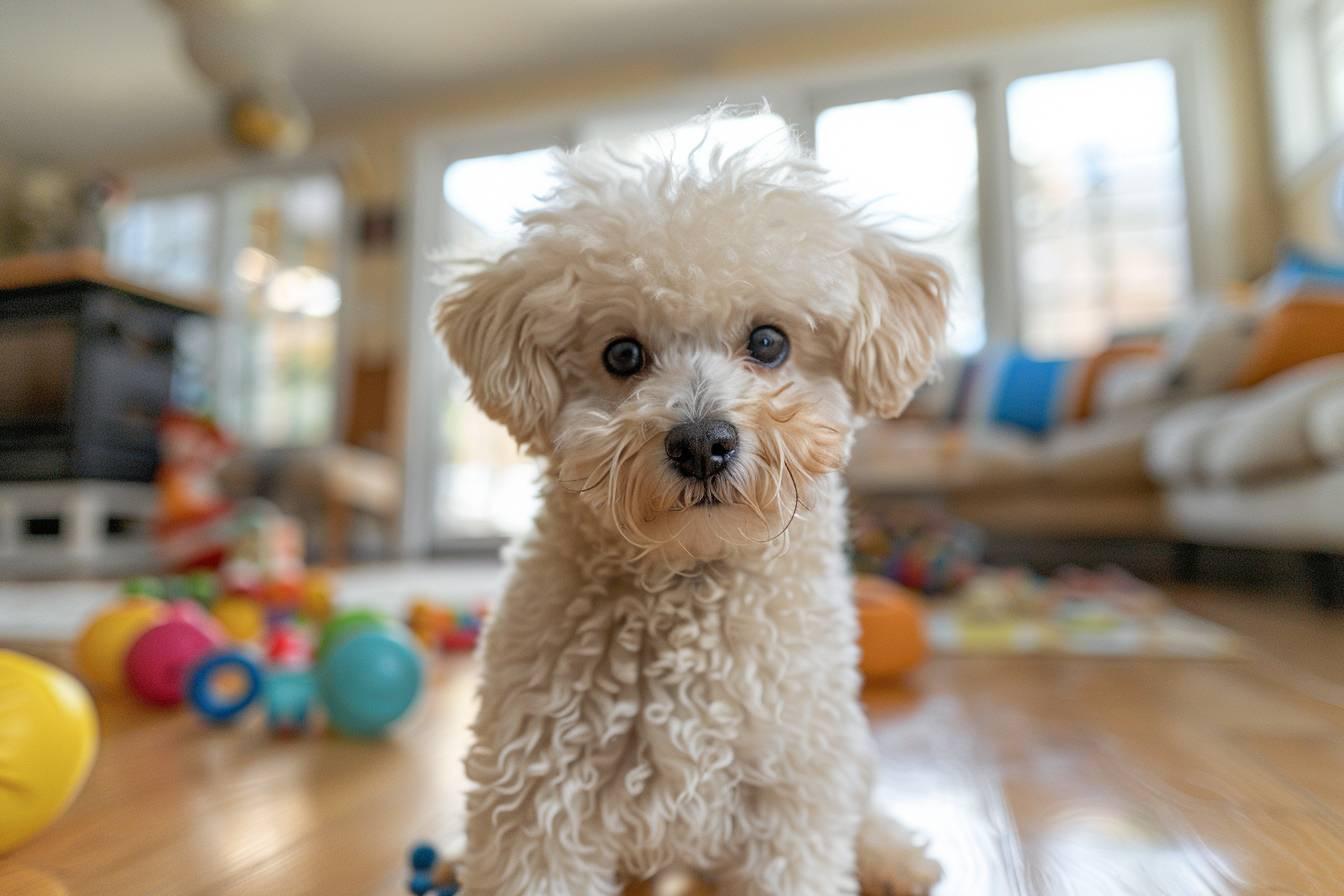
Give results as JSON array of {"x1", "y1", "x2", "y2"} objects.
[{"x1": 124, "y1": 602, "x2": 225, "y2": 706}]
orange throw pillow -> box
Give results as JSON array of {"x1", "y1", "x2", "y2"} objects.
[
  {"x1": 1233, "y1": 299, "x2": 1344, "y2": 388},
  {"x1": 1070, "y1": 340, "x2": 1163, "y2": 420}
]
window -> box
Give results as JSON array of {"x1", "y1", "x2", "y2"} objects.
[
  {"x1": 218, "y1": 174, "x2": 345, "y2": 446},
  {"x1": 582, "y1": 109, "x2": 793, "y2": 166},
  {"x1": 816, "y1": 91, "x2": 984, "y2": 355},
  {"x1": 1322, "y1": 0, "x2": 1344, "y2": 124},
  {"x1": 1265, "y1": 0, "x2": 1344, "y2": 174},
  {"x1": 1007, "y1": 60, "x2": 1190, "y2": 356},
  {"x1": 107, "y1": 170, "x2": 345, "y2": 446},
  {"x1": 107, "y1": 193, "x2": 215, "y2": 295},
  {"x1": 433, "y1": 147, "x2": 558, "y2": 539}
]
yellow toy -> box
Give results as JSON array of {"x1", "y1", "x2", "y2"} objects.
[
  {"x1": 212, "y1": 595, "x2": 266, "y2": 642},
  {"x1": 0, "y1": 650, "x2": 98, "y2": 854},
  {"x1": 74, "y1": 597, "x2": 164, "y2": 692},
  {"x1": 300, "y1": 569, "x2": 335, "y2": 622}
]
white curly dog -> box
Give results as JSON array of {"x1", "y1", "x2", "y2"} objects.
[{"x1": 434, "y1": 116, "x2": 948, "y2": 896}]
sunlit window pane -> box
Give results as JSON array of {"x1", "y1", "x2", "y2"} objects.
[
  {"x1": 107, "y1": 193, "x2": 215, "y2": 295},
  {"x1": 435, "y1": 147, "x2": 561, "y2": 539},
  {"x1": 1008, "y1": 59, "x2": 1191, "y2": 357},
  {"x1": 1321, "y1": 0, "x2": 1344, "y2": 125},
  {"x1": 816, "y1": 92, "x2": 984, "y2": 355},
  {"x1": 442, "y1": 148, "x2": 557, "y2": 245},
  {"x1": 220, "y1": 173, "x2": 344, "y2": 446},
  {"x1": 583, "y1": 110, "x2": 794, "y2": 169}
]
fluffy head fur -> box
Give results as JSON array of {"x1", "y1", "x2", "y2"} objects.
[
  {"x1": 434, "y1": 115, "x2": 948, "y2": 896},
  {"x1": 436, "y1": 122, "x2": 948, "y2": 561}
]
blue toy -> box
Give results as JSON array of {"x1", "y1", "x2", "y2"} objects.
[
  {"x1": 406, "y1": 841, "x2": 459, "y2": 896},
  {"x1": 318, "y1": 627, "x2": 423, "y2": 737},
  {"x1": 187, "y1": 650, "x2": 264, "y2": 724},
  {"x1": 265, "y1": 667, "x2": 317, "y2": 734}
]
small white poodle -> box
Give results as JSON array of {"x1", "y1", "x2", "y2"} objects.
[{"x1": 434, "y1": 116, "x2": 948, "y2": 896}]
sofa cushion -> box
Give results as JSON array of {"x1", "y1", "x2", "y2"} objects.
[
  {"x1": 1145, "y1": 395, "x2": 1240, "y2": 485},
  {"x1": 1093, "y1": 354, "x2": 1167, "y2": 416},
  {"x1": 1309, "y1": 389, "x2": 1344, "y2": 464},
  {"x1": 1070, "y1": 340, "x2": 1162, "y2": 420},
  {"x1": 1163, "y1": 302, "x2": 1261, "y2": 397},
  {"x1": 1198, "y1": 358, "x2": 1344, "y2": 482}
]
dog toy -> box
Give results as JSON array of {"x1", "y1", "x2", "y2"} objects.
[
  {"x1": 401, "y1": 842, "x2": 714, "y2": 896},
  {"x1": 855, "y1": 574, "x2": 928, "y2": 681},
  {"x1": 405, "y1": 842, "x2": 460, "y2": 895},
  {"x1": 124, "y1": 602, "x2": 227, "y2": 706},
  {"x1": 0, "y1": 650, "x2": 98, "y2": 855},
  {"x1": 852, "y1": 508, "x2": 983, "y2": 595},
  {"x1": 407, "y1": 600, "x2": 487, "y2": 651},
  {"x1": 186, "y1": 611, "x2": 422, "y2": 737},
  {"x1": 74, "y1": 596, "x2": 165, "y2": 692},
  {"x1": 211, "y1": 595, "x2": 267, "y2": 642},
  {"x1": 317, "y1": 611, "x2": 424, "y2": 737}
]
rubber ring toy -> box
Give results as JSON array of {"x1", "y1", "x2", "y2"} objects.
[{"x1": 187, "y1": 650, "x2": 264, "y2": 724}]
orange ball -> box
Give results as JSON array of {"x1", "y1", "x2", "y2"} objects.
[{"x1": 855, "y1": 574, "x2": 928, "y2": 681}]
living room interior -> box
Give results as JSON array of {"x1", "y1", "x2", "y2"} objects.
[{"x1": 2, "y1": 0, "x2": 1343, "y2": 893}]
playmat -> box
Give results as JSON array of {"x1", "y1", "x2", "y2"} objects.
[{"x1": 926, "y1": 566, "x2": 1242, "y2": 658}]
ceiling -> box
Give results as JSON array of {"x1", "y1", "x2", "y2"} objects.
[{"x1": 0, "y1": 0, "x2": 895, "y2": 166}]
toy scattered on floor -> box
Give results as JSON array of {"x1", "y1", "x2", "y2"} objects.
[
  {"x1": 401, "y1": 843, "x2": 714, "y2": 896},
  {"x1": 221, "y1": 510, "x2": 308, "y2": 607},
  {"x1": 0, "y1": 650, "x2": 98, "y2": 855},
  {"x1": 854, "y1": 574, "x2": 929, "y2": 682},
  {"x1": 124, "y1": 602, "x2": 227, "y2": 706},
  {"x1": 211, "y1": 595, "x2": 267, "y2": 642},
  {"x1": 74, "y1": 596, "x2": 164, "y2": 693},
  {"x1": 406, "y1": 842, "x2": 460, "y2": 896},
  {"x1": 407, "y1": 600, "x2": 487, "y2": 651},
  {"x1": 318, "y1": 611, "x2": 425, "y2": 737},
  {"x1": 851, "y1": 507, "x2": 983, "y2": 595},
  {"x1": 186, "y1": 611, "x2": 423, "y2": 737}
]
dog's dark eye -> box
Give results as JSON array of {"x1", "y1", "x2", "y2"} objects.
[
  {"x1": 747, "y1": 325, "x2": 789, "y2": 367},
  {"x1": 603, "y1": 338, "x2": 644, "y2": 377}
]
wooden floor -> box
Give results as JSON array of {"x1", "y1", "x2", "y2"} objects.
[{"x1": 4, "y1": 585, "x2": 1344, "y2": 896}]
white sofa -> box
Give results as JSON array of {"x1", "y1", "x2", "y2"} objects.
[
  {"x1": 848, "y1": 354, "x2": 1344, "y2": 606},
  {"x1": 1146, "y1": 356, "x2": 1344, "y2": 604}
]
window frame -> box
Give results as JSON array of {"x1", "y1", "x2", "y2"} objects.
[
  {"x1": 112, "y1": 156, "x2": 353, "y2": 448},
  {"x1": 402, "y1": 9, "x2": 1232, "y2": 556}
]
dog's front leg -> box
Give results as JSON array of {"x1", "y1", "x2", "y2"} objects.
[
  {"x1": 718, "y1": 791, "x2": 865, "y2": 896},
  {"x1": 458, "y1": 785, "x2": 622, "y2": 896}
]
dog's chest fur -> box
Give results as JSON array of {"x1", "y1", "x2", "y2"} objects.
[{"x1": 469, "y1": 482, "x2": 864, "y2": 877}]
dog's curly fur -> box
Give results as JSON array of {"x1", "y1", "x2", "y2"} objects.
[{"x1": 434, "y1": 117, "x2": 948, "y2": 896}]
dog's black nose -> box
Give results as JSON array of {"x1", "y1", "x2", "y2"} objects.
[{"x1": 665, "y1": 419, "x2": 738, "y2": 481}]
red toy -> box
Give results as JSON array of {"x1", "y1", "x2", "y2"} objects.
[
  {"x1": 124, "y1": 602, "x2": 226, "y2": 706},
  {"x1": 407, "y1": 600, "x2": 487, "y2": 652}
]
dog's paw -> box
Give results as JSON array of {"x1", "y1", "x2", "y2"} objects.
[
  {"x1": 856, "y1": 813, "x2": 941, "y2": 896},
  {"x1": 859, "y1": 856, "x2": 941, "y2": 896}
]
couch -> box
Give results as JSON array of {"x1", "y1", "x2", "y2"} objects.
[
  {"x1": 847, "y1": 273, "x2": 1344, "y2": 607},
  {"x1": 1147, "y1": 356, "x2": 1344, "y2": 602}
]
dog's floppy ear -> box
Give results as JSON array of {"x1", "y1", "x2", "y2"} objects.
[
  {"x1": 433, "y1": 257, "x2": 563, "y2": 454},
  {"x1": 840, "y1": 227, "x2": 950, "y2": 419}
]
